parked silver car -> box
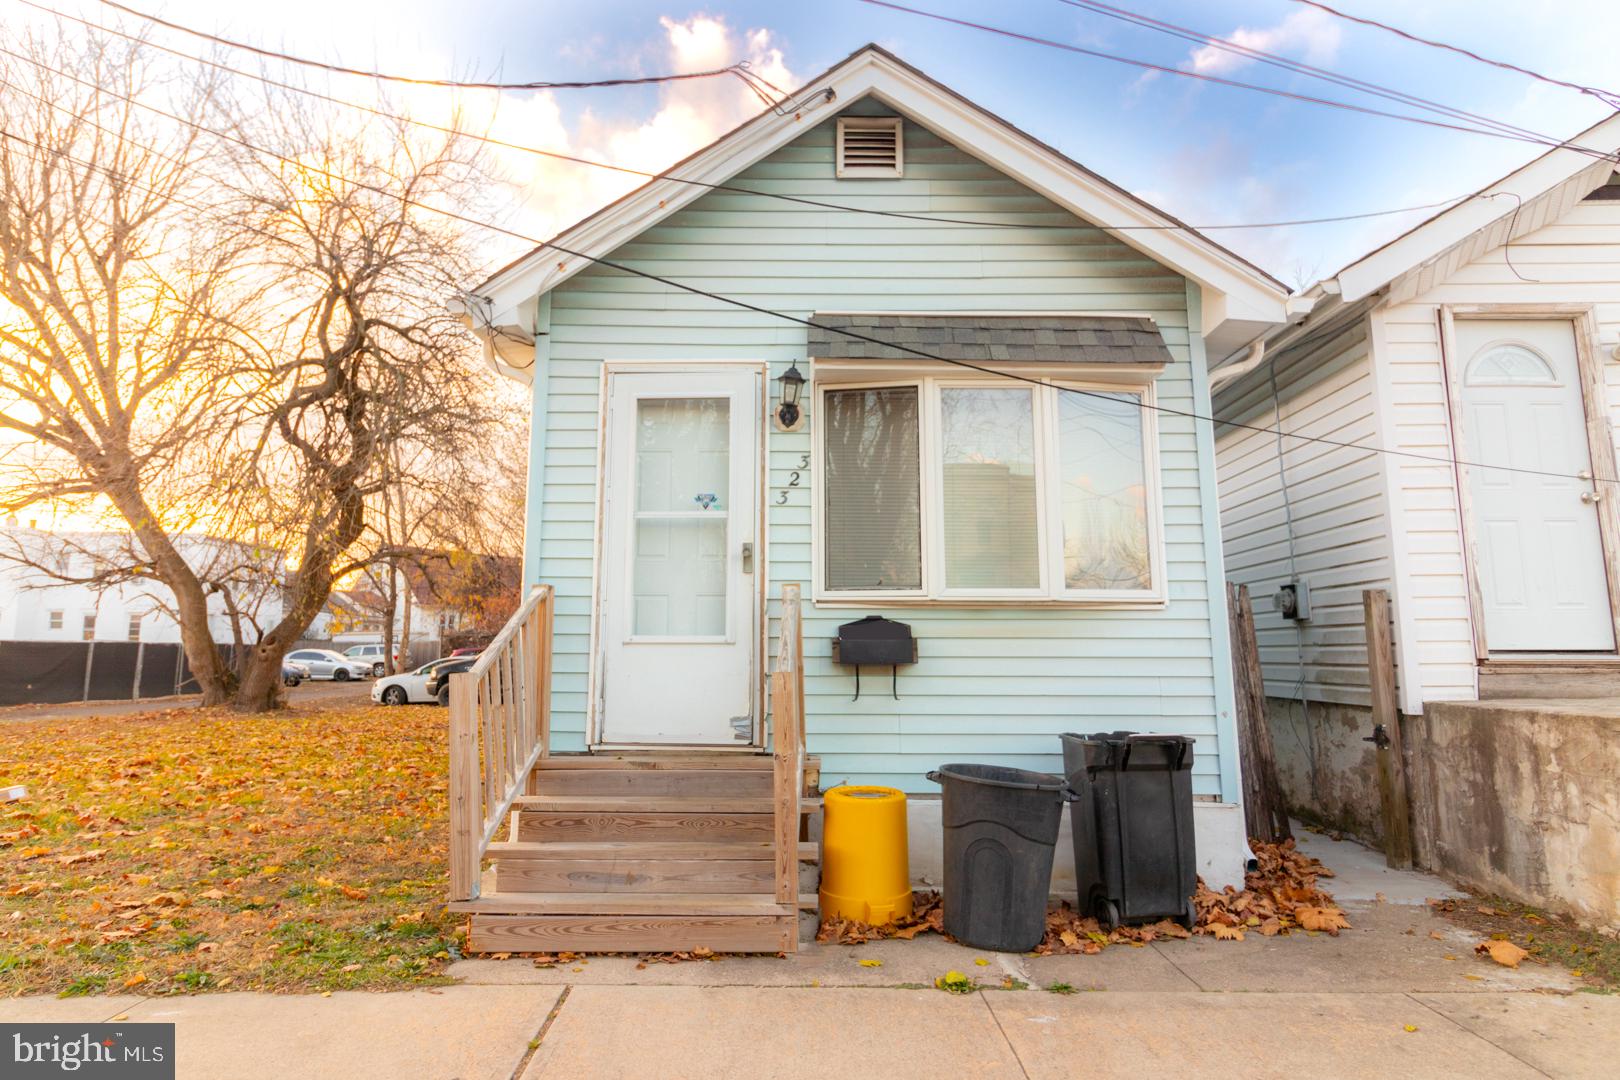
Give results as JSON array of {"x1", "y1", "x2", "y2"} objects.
[
  {"x1": 284, "y1": 648, "x2": 371, "y2": 681},
  {"x1": 342, "y1": 643, "x2": 400, "y2": 678}
]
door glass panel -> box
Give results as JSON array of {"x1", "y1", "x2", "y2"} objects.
[
  {"x1": 633, "y1": 395, "x2": 730, "y2": 636},
  {"x1": 1465, "y1": 343, "x2": 1556, "y2": 385},
  {"x1": 636, "y1": 397, "x2": 730, "y2": 511},
  {"x1": 1058, "y1": 390, "x2": 1152, "y2": 590},
  {"x1": 940, "y1": 387, "x2": 1040, "y2": 589}
]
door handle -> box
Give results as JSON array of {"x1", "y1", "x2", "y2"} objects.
[{"x1": 741, "y1": 542, "x2": 754, "y2": 574}]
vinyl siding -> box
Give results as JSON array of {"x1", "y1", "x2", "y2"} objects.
[
  {"x1": 1378, "y1": 195, "x2": 1620, "y2": 701},
  {"x1": 1215, "y1": 317, "x2": 1395, "y2": 707},
  {"x1": 527, "y1": 105, "x2": 1233, "y2": 797}
]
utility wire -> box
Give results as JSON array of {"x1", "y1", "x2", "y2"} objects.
[
  {"x1": 15, "y1": 0, "x2": 1482, "y2": 236},
  {"x1": 1053, "y1": 0, "x2": 1586, "y2": 151},
  {"x1": 861, "y1": 0, "x2": 1620, "y2": 163},
  {"x1": 1289, "y1": 0, "x2": 1620, "y2": 110},
  {"x1": 81, "y1": 0, "x2": 754, "y2": 91},
  {"x1": 0, "y1": 98, "x2": 1612, "y2": 491}
]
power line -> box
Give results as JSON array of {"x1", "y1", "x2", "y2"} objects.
[
  {"x1": 82, "y1": 0, "x2": 756, "y2": 91},
  {"x1": 1289, "y1": 0, "x2": 1620, "y2": 110},
  {"x1": 0, "y1": 104, "x2": 1610, "y2": 490},
  {"x1": 3, "y1": 14, "x2": 1484, "y2": 235},
  {"x1": 1053, "y1": 0, "x2": 1585, "y2": 152},
  {"x1": 861, "y1": 0, "x2": 1620, "y2": 164}
]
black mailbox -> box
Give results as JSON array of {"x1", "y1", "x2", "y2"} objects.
[{"x1": 831, "y1": 616, "x2": 916, "y2": 700}]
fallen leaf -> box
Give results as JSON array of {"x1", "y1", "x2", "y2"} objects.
[
  {"x1": 1295, "y1": 906, "x2": 1351, "y2": 934},
  {"x1": 122, "y1": 973, "x2": 147, "y2": 988},
  {"x1": 1475, "y1": 940, "x2": 1528, "y2": 968},
  {"x1": 1211, "y1": 924, "x2": 1245, "y2": 941},
  {"x1": 857, "y1": 959, "x2": 882, "y2": 968},
  {"x1": 1404, "y1": 1024, "x2": 1419, "y2": 1033}
]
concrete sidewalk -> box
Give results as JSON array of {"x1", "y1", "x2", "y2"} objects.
[{"x1": 4, "y1": 831, "x2": 1614, "y2": 1079}]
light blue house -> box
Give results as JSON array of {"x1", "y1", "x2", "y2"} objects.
[{"x1": 459, "y1": 46, "x2": 1291, "y2": 934}]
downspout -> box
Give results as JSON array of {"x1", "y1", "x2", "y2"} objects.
[{"x1": 1208, "y1": 339, "x2": 1267, "y2": 390}]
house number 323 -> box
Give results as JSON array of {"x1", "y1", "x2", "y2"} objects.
[{"x1": 776, "y1": 455, "x2": 809, "y2": 504}]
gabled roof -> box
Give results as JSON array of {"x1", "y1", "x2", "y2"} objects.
[
  {"x1": 463, "y1": 44, "x2": 1292, "y2": 379},
  {"x1": 1328, "y1": 111, "x2": 1620, "y2": 304}
]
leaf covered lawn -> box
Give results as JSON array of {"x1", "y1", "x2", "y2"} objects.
[{"x1": 1, "y1": 702, "x2": 461, "y2": 996}]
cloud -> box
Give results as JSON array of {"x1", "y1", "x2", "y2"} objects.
[
  {"x1": 1186, "y1": 9, "x2": 1342, "y2": 77},
  {"x1": 455, "y1": 14, "x2": 795, "y2": 264}
]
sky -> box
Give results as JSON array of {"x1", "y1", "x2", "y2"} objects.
[{"x1": 41, "y1": 0, "x2": 1616, "y2": 290}]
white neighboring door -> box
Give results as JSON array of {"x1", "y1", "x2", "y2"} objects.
[
  {"x1": 597, "y1": 368, "x2": 761, "y2": 744},
  {"x1": 1456, "y1": 318, "x2": 1615, "y2": 652}
]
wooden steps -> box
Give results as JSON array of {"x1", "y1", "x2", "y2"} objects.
[
  {"x1": 465, "y1": 753, "x2": 818, "y2": 954},
  {"x1": 467, "y1": 913, "x2": 796, "y2": 954}
]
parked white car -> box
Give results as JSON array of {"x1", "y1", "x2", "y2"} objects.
[
  {"x1": 371, "y1": 658, "x2": 457, "y2": 706},
  {"x1": 343, "y1": 643, "x2": 400, "y2": 678},
  {"x1": 284, "y1": 648, "x2": 372, "y2": 681}
]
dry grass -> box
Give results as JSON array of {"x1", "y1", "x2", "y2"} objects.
[{"x1": 1, "y1": 702, "x2": 462, "y2": 996}]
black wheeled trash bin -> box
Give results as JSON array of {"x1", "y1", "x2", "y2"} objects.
[
  {"x1": 1061, "y1": 732, "x2": 1197, "y2": 930},
  {"x1": 925, "y1": 764, "x2": 1069, "y2": 952}
]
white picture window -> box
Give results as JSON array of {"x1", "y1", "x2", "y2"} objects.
[
  {"x1": 818, "y1": 375, "x2": 1163, "y2": 603},
  {"x1": 48, "y1": 610, "x2": 63, "y2": 631}
]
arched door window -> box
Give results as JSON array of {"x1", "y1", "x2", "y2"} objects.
[{"x1": 1464, "y1": 342, "x2": 1557, "y2": 385}]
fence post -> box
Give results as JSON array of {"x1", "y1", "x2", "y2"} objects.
[
  {"x1": 132, "y1": 642, "x2": 145, "y2": 701},
  {"x1": 1363, "y1": 589, "x2": 1413, "y2": 869},
  {"x1": 448, "y1": 672, "x2": 482, "y2": 902},
  {"x1": 1228, "y1": 583, "x2": 1291, "y2": 843},
  {"x1": 81, "y1": 640, "x2": 95, "y2": 702}
]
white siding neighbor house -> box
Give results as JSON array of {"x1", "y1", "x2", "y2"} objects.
[
  {"x1": 1213, "y1": 113, "x2": 1620, "y2": 923},
  {"x1": 0, "y1": 528, "x2": 284, "y2": 646}
]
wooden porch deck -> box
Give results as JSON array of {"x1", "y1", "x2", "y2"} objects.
[{"x1": 447, "y1": 585, "x2": 815, "y2": 954}]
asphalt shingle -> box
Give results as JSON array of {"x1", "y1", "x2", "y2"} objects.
[{"x1": 807, "y1": 314, "x2": 1173, "y2": 365}]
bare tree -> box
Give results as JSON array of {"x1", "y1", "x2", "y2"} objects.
[
  {"x1": 1, "y1": 27, "x2": 510, "y2": 711},
  {"x1": 215, "y1": 93, "x2": 498, "y2": 710},
  {"x1": 0, "y1": 29, "x2": 255, "y2": 704}
]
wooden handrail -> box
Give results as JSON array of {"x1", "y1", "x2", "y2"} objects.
[
  {"x1": 449, "y1": 585, "x2": 554, "y2": 903},
  {"x1": 771, "y1": 583, "x2": 804, "y2": 920}
]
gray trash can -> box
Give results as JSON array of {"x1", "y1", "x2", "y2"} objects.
[
  {"x1": 1061, "y1": 732, "x2": 1198, "y2": 930},
  {"x1": 926, "y1": 764, "x2": 1068, "y2": 952}
]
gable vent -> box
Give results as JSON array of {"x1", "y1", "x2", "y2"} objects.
[{"x1": 836, "y1": 117, "x2": 904, "y2": 178}]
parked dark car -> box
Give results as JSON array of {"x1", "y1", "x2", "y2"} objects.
[
  {"x1": 426, "y1": 656, "x2": 478, "y2": 707},
  {"x1": 447, "y1": 646, "x2": 482, "y2": 658},
  {"x1": 282, "y1": 660, "x2": 312, "y2": 688}
]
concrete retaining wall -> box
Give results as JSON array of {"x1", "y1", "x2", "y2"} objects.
[
  {"x1": 1408, "y1": 700, "x2": 1620, "y2": 928},
  {"x1": 1263, "y1": 695, "x2": 1620, "y2": 928},
  {"x1": 1264, "y1": 696, "x2": 1389, "y2": 843}
]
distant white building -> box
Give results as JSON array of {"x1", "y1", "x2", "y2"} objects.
[{"x1": 0, "y1": 527, "x2": 284, "y2": 645}]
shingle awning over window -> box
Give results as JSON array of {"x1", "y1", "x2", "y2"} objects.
[{"x1": 807, "y1": 314, "x2": 1173, "y2": 365}]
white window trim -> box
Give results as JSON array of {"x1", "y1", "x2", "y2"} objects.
[{"x1": 811, "y1": 366, "x2": 1168, "y2": 608}]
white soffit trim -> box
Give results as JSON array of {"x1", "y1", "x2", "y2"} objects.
[
  {"x1": 473, "y1": 46, "x2": 1288, "y2": 343},
  {"x1": 1333, "y1": 111, "x2": 1620, "y2": 303}
]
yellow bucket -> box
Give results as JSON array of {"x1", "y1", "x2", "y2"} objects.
[{"x1": 819, "y1": 785, "x2": 912, "y2": 925}]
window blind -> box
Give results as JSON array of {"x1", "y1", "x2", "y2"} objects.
[{"x1": 823, "y1": 387, "x2": 922, "y2": 589}]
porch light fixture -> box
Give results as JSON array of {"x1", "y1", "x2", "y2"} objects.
[{"x1": 774, "y1": 362, "x2": 807, "y2": 432}]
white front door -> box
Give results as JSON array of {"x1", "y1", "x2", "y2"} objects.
[
  {"x1": 597, "y1": 368, "x2": 761, "y2": 744},
  {"x1": 1456, "y1": 318, "x2": 1615, "y2": 652}
]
